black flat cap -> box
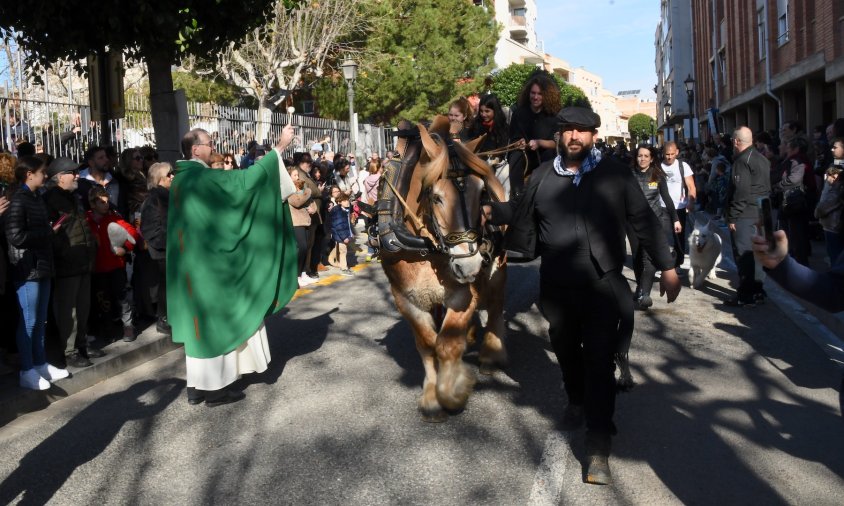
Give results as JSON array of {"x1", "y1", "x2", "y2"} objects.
[
  {"x1": 556, "y1": 107, "x2": 601, "y2": 130},
  {"x1": 46, "y1": 157, "x2": 79, "y2": 178}
]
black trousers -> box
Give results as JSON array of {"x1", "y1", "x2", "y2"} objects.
[
  {"x1": 293, "y1": 226, "x2": 310, "y2": 275},
  {"x1": 154, "y1": 259, "x2": 167, "y2": 320},
  {"x1": 539, "y1": 269, "x2": 630, "y2": 435}
]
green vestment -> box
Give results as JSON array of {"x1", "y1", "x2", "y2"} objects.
[{"x1": 166, "y1": 149, "x2": 298, "y2": 359}]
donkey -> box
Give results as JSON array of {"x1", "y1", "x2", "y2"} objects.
[{"x1": 380, "y1": 117, "x2": 508, "y2": 422}]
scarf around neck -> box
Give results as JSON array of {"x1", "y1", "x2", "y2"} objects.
[{"x1": 553, "y1": 147, "x2": 602, "y2": 186}]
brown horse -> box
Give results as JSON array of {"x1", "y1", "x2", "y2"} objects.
[{"x1": 381, "y1": 117, "x2": 508, "y2": 422}]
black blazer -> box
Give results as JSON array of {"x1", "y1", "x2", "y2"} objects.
[{"x1": 491, "y1": 157, "x2": 674, "y2": 272}]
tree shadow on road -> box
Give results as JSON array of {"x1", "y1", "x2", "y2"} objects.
[
  {"x1": 237, "y1": 307, "x2": 337, "y2": 390},
  {"x1": 615, "y1": 307, "x2": 844, "y2": 505},
  {"x1": 0, "y1": 379, "x2": 181, "y2": 506}
]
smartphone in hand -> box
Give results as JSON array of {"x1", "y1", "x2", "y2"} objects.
[{"x1": 757, "y1": 197, "x2": 775, "y2": 250}]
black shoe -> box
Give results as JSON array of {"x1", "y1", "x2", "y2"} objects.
[
  {"x1": 205, "y1": 388, "x2": 245, "y2": 407},
  {"x1": 725, "y1": 296, "x2": 756, "y2": 307},
  {"x1": 66, "y1": 352, "x2": 92, "y2": 368},
  {"x1": 561, "y1": 403, "x2": 585, "y2": 431},
  {"x1": 85, "y1": 346, "x2": 105, "y2": 358},
  {"x1": 186, "y1": 387, "x2": 204, "y2": 405},
  {"x1": 156, "y1": 318, "x2": 172, "y2": 335},
  {"x1": 635, "y1": 295, "x2": 653, "y2": 310},
  {"x1": 752, "y1": 292, "x2": 766, "y2": 304}
]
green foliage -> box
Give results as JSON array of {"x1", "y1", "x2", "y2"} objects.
[
  {"x1": 628, "y1": 113, "x2": 655, "y2": 142},
  {"x1": 0, "y1": 0, "x2": 274, "y2": 69},
  {"x1": 171, "y1": 71, "x2": 256, "y2": 107},
  {"x1": 490, "y1": 63, "x2": 590, "y2": 109},
  {"x1": 313, "y1": 0, "x2": 499, "y2": 124}
]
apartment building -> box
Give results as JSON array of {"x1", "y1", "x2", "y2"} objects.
[
  {"x1": 690, "y1": 0, "x2": 844, "y2": 139},
  {"x1": 474, "y1": 0, "x2": 545, "y2": 68},
  {"x1": 655, "y1": 0, "x2": 696, "y2": 142}
]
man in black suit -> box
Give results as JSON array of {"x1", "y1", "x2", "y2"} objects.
[{"x1": 485, "y1": 107, "x2": 681, "y2": 485}]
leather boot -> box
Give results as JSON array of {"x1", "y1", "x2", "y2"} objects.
[{"x1": 584, "y1": 431, "x2": 612, "y2": 485}]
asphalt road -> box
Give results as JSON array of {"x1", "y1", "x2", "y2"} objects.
[{"x1": 1, "y1": 258, "x2": 842, "y2": 505}]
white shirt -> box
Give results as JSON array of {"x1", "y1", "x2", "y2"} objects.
[{"x1": 660, "y1": 159, "x2": 690, "y2": 210}]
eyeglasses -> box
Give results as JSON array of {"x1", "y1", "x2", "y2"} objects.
[
  {"x1": 194, "y1": 141, "x2": 214, "y2": 148},
  {"x1": 62, "y1": 170, "x2": 79, "y2": 176},
  {"x1": 166, "y1": 171, "x2": 175, "y2": 178},
  {"x1": 223, "y1": 160, "x2": 234, "y2": 165}
]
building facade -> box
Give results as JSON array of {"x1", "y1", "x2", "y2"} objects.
[
  {"x1": 474, "y1": 0, "x2": 545, "y2": 68},
  {"x1": 690, "y1": 0, "x2": 844, "y2": 139},
  {"x1": 655, "y1": 0, "x2": 696, "y2": 142}
]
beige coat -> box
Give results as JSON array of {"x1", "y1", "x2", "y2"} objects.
[{"x1": 288, "y1": 187, "x2": 313, "y2": 227}]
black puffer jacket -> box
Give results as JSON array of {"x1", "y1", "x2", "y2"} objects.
[
  {"x1": 5, "y1": 186, "x2": 54, "y2": 281},
  {"x1": 42, "y1": 186, "x2": 97, "y2": 278}
]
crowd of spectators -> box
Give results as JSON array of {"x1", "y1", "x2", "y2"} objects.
[{"x1": 2, "y1": 76, "x2": 844, "y2": 393}]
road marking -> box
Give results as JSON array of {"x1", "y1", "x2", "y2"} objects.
[{"x1": 527, "y1": 430, "x2": 573, "y2": 505}]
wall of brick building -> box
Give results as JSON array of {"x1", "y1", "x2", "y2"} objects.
[{"x1": 688, "y1": 0, "x2": 844, "y2": 139}]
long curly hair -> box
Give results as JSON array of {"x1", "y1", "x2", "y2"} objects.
[
  {"x1": 516, "y1": 72, "x2": 561, "y2": 116},
  {"x1": 0, "y1": 153, "x2": 16, "y2": 185}
]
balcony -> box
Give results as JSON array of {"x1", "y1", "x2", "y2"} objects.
[
  {"x1": 509, "y1": 0, "x2": 526, "y2": 7},
  {"x1": 509, "y1": 15, "x2": 527, "y2": 38}
]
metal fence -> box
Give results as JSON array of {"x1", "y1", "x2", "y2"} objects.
[{"x1": 1, "y1": 84, "x2": 393, "y2": 163}]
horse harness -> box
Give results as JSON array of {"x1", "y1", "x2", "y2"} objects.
[{"x1": 424, "y1": 138, "x2": 499, "y2": 264}]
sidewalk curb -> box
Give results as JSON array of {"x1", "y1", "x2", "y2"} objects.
[{"x1": 0, "y1": 329, "x2": 180, "y2": 427}]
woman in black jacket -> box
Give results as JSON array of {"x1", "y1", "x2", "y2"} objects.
[
  {"x1": 5, "y1": 156, "x2": 69, "y2": 390},
  {"x1": 628, "y1": 146, "x2": 680, "y2": 310},
  {"x1": 140, "y1": 162, "x2": 173, "y2": 335}
]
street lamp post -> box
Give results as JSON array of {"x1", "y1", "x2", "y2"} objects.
[
  {"x1": 684, "y1": 74, "x2": 696, "y2": 141},
  {"x1": 663, "y1": 102, "x2": 671, "y2": 142},
  {"x1": 341, "y1": 59, "x2": 359, "y2": 168}
]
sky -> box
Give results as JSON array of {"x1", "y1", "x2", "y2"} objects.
[{"x1": 535, "y1": 0, "x2": 660, "y2": 100}]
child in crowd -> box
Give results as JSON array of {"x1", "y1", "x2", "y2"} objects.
[
  {"x1": 85, "y1": 186, "x2": 141, "y2": 342},
  {"x1": 328, "y1": 191, "x2": 355, "y2": 276}
]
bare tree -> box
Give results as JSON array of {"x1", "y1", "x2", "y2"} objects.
[{"x1": 216, "y1": 0, "x2": 366, "y2": 141}]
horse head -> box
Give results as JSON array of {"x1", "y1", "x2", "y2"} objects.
[{"x1": 415, "y1": 116, "x2": 506, "y2": 284}]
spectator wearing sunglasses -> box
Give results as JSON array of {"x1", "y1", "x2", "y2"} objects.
[
  {"x1": 42, "y1": 158, "x2": 100, "y2": 368},
  {"x1": 221, "y1": 153, "x2": 239, "y2": 170}
]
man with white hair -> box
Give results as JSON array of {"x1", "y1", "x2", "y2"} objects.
[
  {"x1": 168, "y1": 125, "x2": 298, "y2": 406},
  {"x1": 725, "y1": 126, "x2": 771, "y2": 307}
]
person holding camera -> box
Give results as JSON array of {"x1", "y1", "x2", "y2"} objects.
[{"x1": 814, "y1": 137, "x2": 844, "y2": 264}]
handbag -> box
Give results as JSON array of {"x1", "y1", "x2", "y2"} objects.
[{"x1": 781, "y1": 186, "x2": 806, "y2": 218}]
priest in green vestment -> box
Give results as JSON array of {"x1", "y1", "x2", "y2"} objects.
[{"x1": 167, "y1": 125, "x2": 298, "y2": 406}]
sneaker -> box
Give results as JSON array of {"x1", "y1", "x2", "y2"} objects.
[
  {"x1": 306, "y1": 272, "x2": 319, "y2": 280},
  {"x1": 66, "y1": 352, "x2": 93, "y2": 369},
  {"x1": 35, "y1": 363, "x2": 70, "y2": 381},
  {"x1": 635, "y1": 295, "x2": 653, "y2": 310},
  {"x1": 156, "y1": 318, "x2": 172, "y2": 335},
  {"x1": 340, "y1": 269, "x2": 354, "y2": 277},
  {"x1": 20, "y1": 369, "x2": 50, "y2": 390},
  {"x1": 365, "y1": 254, "x2": 373, "y2": 262},
  {"x1": 123, "y1": 326, "x2": 137, "y2": 342},
  {"x1": 298, "y1": 275, "x2": 316, "y2": 287}
]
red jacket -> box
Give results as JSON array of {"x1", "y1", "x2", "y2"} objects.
[{"x1": 85, "y1": 210, "x2": 140, "y2": 273}]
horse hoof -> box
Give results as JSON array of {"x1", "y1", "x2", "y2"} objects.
[
  {"x1": 420, "y1": 409, "x2": 448, "y2": 423},
  {"x1": 479, "y1": 362, "x2": 496, "y2": 376}
]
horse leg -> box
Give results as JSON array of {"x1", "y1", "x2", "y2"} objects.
[
  {"x1": 393, "y1": 291, "x2": 446, "y2": 422},
  {"x1": 436, "y1": 292, "x2": 477, "y2": 411},
  {"x1": 478, "y1": 264, "x2": 508, "y2": 375}
]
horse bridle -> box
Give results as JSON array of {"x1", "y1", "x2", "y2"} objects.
[{"x1": 425, "y1": 139, "x2": 495, "y2": 262}]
